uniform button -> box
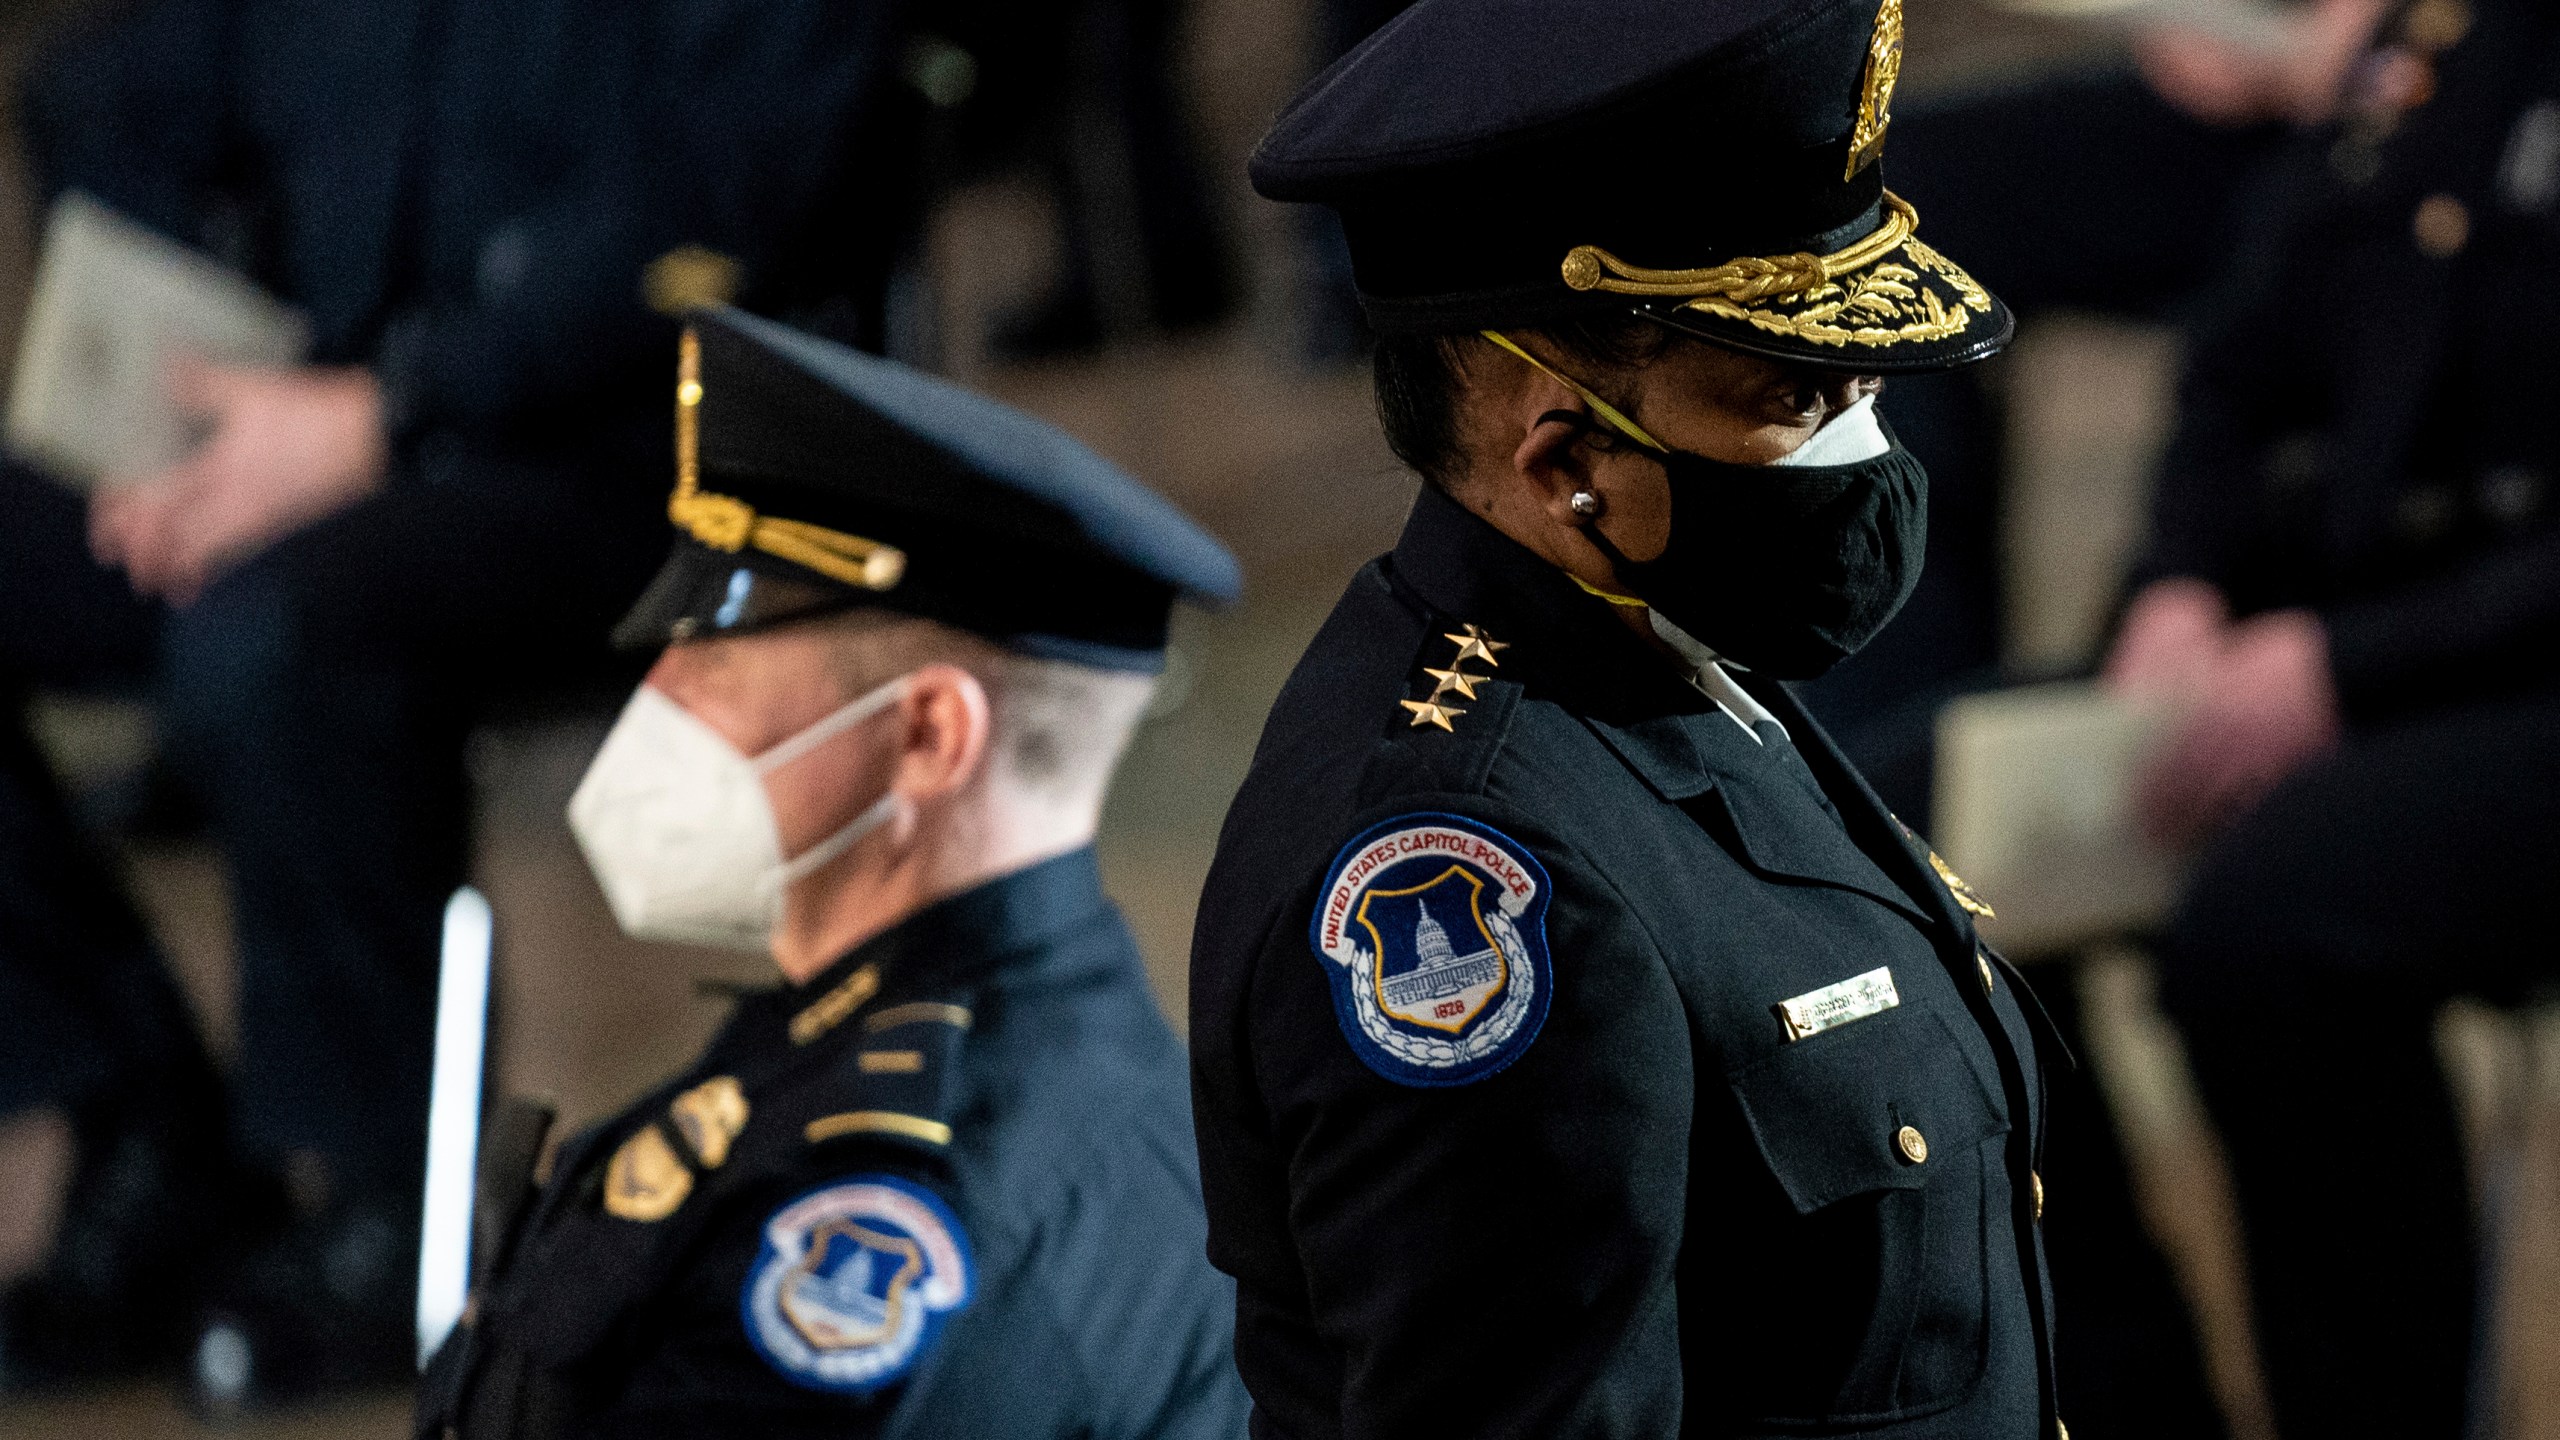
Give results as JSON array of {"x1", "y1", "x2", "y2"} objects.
[
  {"x1": 1896, "y1": 1125, "x2": 1929, "y2": 1164},
  {"x1": 1977, "y1": 953, "x2": 1996, "y2": 995},
  {"x1": 2032, "y1": 1170, "x2": 2045, "y2": 1221},
  {"x1": 2413, "y1": 193, "x2": 2470, "y2": 257}
]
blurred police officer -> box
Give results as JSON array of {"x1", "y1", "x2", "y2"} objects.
[
  {"x1": 1787, "y1": 9, "x2": 2394, "y2": 1437},
  {"x1": 2100, "y1": 0, "x2": 2560, "y2": 1433},
  {"x1": 415, "y1": 309, "x2": 1247, "y2": 1439},
  {"x1": 1191, "y1": 2, "x2": 2070, "y2": 1436},
  {"x1": 0, "y1": 0, "x2": 916, "y2": 1398}
]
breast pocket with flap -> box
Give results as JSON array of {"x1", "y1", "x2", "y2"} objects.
[{"x1": 1722, "y1": 1002, "x2": 2010, "y2": 1425}]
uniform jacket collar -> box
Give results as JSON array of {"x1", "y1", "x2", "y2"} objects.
[
  {"x1": 1386, "y1": 482, "x2": 1715, "y2": 725},
  {"x1": 1387, "y1": 485, "x2": 1961, "y2": 932},
  {"x1": 788, "y1": 845, "x2": 1116, "y2": 1008}
]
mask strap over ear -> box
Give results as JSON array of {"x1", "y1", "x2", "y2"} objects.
[
  {"x1": 1480, "y1": 331, "x2": 1661, "y2": 610},
  {"x1": 752, "y1": 674, "x2": 913, "y2": 776},
  {"x1": 763, "y1": 788, "x2": 903, "y2": 895},
  {"x1": 1568, "y1": 573, "x2": 1650, "y2": 608},
  {"x1": 1479, "y1": 330, "x2": 1669, "y2": 454}
]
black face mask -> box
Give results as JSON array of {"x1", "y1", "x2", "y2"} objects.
[
  {"x1": 1474, "y1": 330, "x2": 1926, "y2": 681},
  {"x1": 1580, "y1": 438, "x2": 1929, "y2": 680}
]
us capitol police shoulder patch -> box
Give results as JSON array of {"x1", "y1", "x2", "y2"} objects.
[
  {"x1": 740, "y1": 1174, "x2": 973, "y2": 1394},
  {"x1": 1310, "y1": 812, "x2": 1555, "y2": 1087}
]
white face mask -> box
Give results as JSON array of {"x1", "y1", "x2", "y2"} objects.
[{"x1": 567, "y1": 675, "x2": 912, "y2": 952}]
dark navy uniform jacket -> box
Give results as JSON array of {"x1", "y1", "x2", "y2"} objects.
[
  {"x1": 1190, "y1": 485, "x2": 2062, "y2": 1439},
  {"x1": 420, "y1": 850, "x2": 1250, "y2": 1440}
]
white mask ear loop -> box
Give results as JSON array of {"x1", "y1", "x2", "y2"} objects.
[
  {"x1": 749, "y1": 674, "x2": 916, "y2": 900},
  {"x1": 762, "y1": 789, "x2": 903, "y2": 898},
  {"x1": 751, "y1": 675, "x2": 913, "y2": 777}
]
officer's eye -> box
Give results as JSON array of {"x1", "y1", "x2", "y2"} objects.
[{"x1": 1765, "y1": 380, "x2": 1828, "y2": 424}]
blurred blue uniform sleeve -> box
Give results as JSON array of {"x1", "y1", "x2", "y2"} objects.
[
  {"x1": 19, "y1": 0, "x2": 240, "y2": 244},
  {"x1": 375, "y1": 0, "x2": 897, "y2": 445}
]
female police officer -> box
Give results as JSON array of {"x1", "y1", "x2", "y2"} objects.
[{"x1": 1190, "y1": 1, "x2": 2067, "y2": 1436}]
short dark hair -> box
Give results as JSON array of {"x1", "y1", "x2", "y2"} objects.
[{"x1": 1371, "y1": 315, "x2": 1676, "y2": 487}]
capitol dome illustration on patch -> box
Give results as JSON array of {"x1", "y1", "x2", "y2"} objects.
[
  {"x1": 1372, "y1": 880, "x2": 1509, "y2": 1031},
  {"x1": 1311, "y1": 812, "x2": 1555, "y2": 1087}
]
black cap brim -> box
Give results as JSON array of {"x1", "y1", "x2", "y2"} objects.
[{"x1": 609, "y1": 541, "x2": 854, "y2": 651}]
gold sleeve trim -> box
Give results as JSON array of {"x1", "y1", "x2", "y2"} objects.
[
  {"x1": 805, "y1": 1109, "x2": 952, "y2": 1147},
  {"x1": 862, "y1": 1001, "x2": 974, "y2": 1034},
  {"x1": 790, "y1": 962, "x2": 881, "y2": 1046},
  {"x1": 669, "y1": 329, "x2": 908, "y2": 593},
  {"x1": 857, "y1": 1049, "x2": 926, "y2": 1074}
]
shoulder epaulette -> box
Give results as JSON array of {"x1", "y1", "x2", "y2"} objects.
[
  {"x1": 798, "y1": 999, "x2": 972, "y2": 1153},
  {"x1": 1366, "y1": 620, "x2": 1522, "y2": 802},
  {"x1": 1397, "y1": 622, "x2": 1510, "y2": 733}
]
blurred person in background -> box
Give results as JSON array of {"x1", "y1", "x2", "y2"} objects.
[
  {"x1": 416, "y1": 309, "x2": 1246, "y2": 1438},
  {"x1": 0, "y1": 0, "x2": 922, "y2": 1404},
  {"x1": 1775, "y1": 3, "x2": 2395, "y2": 1437},
  {"x1": 918, "y1": 0, "x2": 1236, "y2": 361},
  {"x1": 2095, "y1": 0, "x2": 2560, "y2": 1433}
]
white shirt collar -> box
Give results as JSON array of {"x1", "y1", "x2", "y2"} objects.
[{"x1": 1648, "y1": 611, "x2": 1789, "y2": 745}]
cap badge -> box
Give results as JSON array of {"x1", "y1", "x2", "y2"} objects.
[
  {"x1": 643, "y1": 245, "x2": 743, "y2": 316},
  {"x1": 1845, "y1": 0, "x2": 1904, "y2": 179}
]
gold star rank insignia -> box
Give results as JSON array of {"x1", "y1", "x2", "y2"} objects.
[
  {"x1": 1422, "y1": 666, "x2": 1484, "y2": 700},
  {"x1": 1443, "y1": 624, "x2": 1509, "y2": 668},
  {"x1": 1399, "y1": 699, "x2": 1466, "y2": 731}
]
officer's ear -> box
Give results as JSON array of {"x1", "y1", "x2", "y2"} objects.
[
  {"x1": 1513, "y1": 402, "x2": 1606, "y2": 529},
  {"x1": 887, "y1": 663, "x2": 992, "y2": 806}
]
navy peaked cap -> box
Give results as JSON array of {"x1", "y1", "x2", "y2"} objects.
[
  {"x1": 613, "y1": 309, "x2": 1241, "y2": 671},
  {"x1": 1251, "y1": 0, "x2": 2012, "y2": 370}
]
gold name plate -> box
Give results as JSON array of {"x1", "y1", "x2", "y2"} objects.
[{"x1": 1775, "y1": 967, "x2": 1900, "y2": 1043}]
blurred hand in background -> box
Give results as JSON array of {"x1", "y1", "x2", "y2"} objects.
[
  {"x1": 2134, "y1": 0, "x2": 2387, "y2": 126},
  {"x1": 2106, "y1": 578, "x2": 2341, "y2": 847},
  {"x1": 88, "y1": 360, "x2": 386, "y2": 604}
]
